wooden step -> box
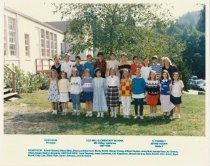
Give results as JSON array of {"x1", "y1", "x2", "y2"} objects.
[
  {"x1": 4, "y1": 92, "x2": 18, "y2": 99},
  {"x1": 4, "y1": 88, "x2": 12, "y2": 94}
]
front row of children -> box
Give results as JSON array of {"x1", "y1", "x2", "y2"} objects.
[{"x1": 48, "y1": 67, "x2": 184, "y2": 120}]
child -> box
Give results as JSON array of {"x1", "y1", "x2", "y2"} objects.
[
  {"x1": 120, "y1": 69, "x2": 132, "y2": 118},
  {"x1": 132, "y1": 68, "x2": 146, "y2": 119},
  {"x1": 145, "y1": 70, "x2": 160, "y2": 119},
  {"x1": 170, "y1": 72, "x2": 184, "y2": 119},
  {"x1": 58, "y1": 71, "x2": 70, "y2": 115},
  {"x1": 118, "y1": 53, "x2": 131, "y2": 80},
  {"x1": 84, "y1": 54, "x2": 95, "y2": 78},
  {"x1": 70, "y1": 68, "x2": 82, "y2": 116},
  {"x1": 130, "y1": 56, "x2": 142, "y2": 79},
  {"x1": 48, "y1": 69, "x2": 59, "y2": 115},
  {"x1": 159, "y1": 70, "x2": 175, "y2": 119},
  {"x1": 82, "y1": 69, "x2": 94, "y2": 117},
  {"x1": 74, "y1": 56, "x2": 84, "y2": 78},
  {"x1": 150, "y1": 55, "x2": 162, "y2": 79},
  {"x1": 93, "y1": 68, "x2": 108, "y2": 117},
  {"x1": 106, "y1": 68, "x2": 119, "y2": 118},
  {"x1": 106, "y1": 52, "x2": 119, "y2": 77},
  {"x1": 61, "y1": 53, "x2": 75, "y2": 79},
  {"x1": 141, "y1": 57, "x2": 151, "y2": 81},
  {"x1": 94, "y1": 52, "x2": 107, "y2": 78}
]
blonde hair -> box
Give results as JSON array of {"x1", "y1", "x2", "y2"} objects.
[{"x1": 162, "y1": 57, "x2": 172, "y2": 66}]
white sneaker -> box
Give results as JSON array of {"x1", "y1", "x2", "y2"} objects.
[
  {"x1": 177, "y1": 114, "x2": 181, "y2": 119},
  {"x1": 134, "y1": 115, "x2": 138, "y2": 119},
  {"x1": 110, "y1": 111, "x2": 114, "y2": 118},
  {"x1": 61, "y1": 109, "x2": 67, "y2": 115},
  {"x1": 89, "y1": 112, "x2": 93, "y2": 117},
  {"x1": 101, "y1": 112, "x2": 104, "y2": 118},
  {"x1": 77, "y1": 111, "x2": 80, "y2": 116},
  {"x1": 140, "y1": 116, "x2": 144, "y2": 120},
  {"x1": 85, "y1": 113, "x2": 89, "y2": 117},
  {"x1": 126, "y1": 115, "x2": 130, "y2": 119},
  {"x1": 114, "y1": 111, "x2": 117, "y2": 118},
  {"x1": 72, "y1": 110, "x2": 77, "y2": 115},
  {"x1": 97, "y1": 112, "x2": 100, "y2": 118},
  {"x1": 52, "y1": 110, "x2": 57, "y2": 115}
]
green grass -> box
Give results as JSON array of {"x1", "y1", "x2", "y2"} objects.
[{"x1": 4, "y1": 90, "x2": 205, "y2": 136}]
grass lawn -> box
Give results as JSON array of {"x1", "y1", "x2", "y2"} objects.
[{"x1": 4, "y1": 90, "x2": 205, "y2": 136}]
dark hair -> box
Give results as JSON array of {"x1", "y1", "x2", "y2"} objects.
[
  {"x1": 75, "y1": 56, "x2": 81, "y2": 60},
  {"x1": 86, "y1": 54, "x2": 92, "y2": 58},
  {"x1": 60, "y1": 71, "x2": 67, "y2": 79},
  {"x1": 97, "y1": 52, "x2": 104, "y2": 57},
  {"x1": 54, "y1": 56, "x2": 58, "y2": 60},
  {"x1": 133, "y1": 56, "x2": 138, "y2": 61},
  {"x1": 172, "y1": 72, "x2": 180, "y2": 85},
  {"x1": 161, "y1": 70, "x2": 170, "y2": 80},
  {"x1": 110, "y1": 52, "x2": 115, "y2": 56}
]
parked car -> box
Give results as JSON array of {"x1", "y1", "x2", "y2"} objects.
[{"x1": 191, "y1": 79, "x2": 205, "y2": 91}]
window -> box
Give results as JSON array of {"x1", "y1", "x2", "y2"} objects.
[
  {"x1": 8, "y1": 17, "x2": 16, "y2": 56},
  {"x1": 40, "y1": 29, "x2": 58, "y2": 57},
  {"x1": 4, "y1": 15, "x2": 7, "y2": 56},
  {"x1": 25, "y1": 34, "x2": 30, "y2": 56}
]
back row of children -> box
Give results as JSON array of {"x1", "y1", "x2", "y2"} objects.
[{"x1": 49, "y1": 52, "x2": 184, "y2": 120}]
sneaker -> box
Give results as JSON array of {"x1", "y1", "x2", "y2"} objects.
[
  {"x1": 177, "y1": 114, "x2": 181, "y2": 119},
  {"x1": 140, "y1": 116, "x2": 144, "y2": 120},
  {"x1": 85, "y1": 113, "x2": 89, "y2": 117},
  {"x1": 101, "y1": 112, "x2": 104, "y2": 118},
  {"x1": 134, "y1": 115, "x2": 138, "y2": 119},
  {"x1": 97, "y1": 112, "x2": 100, "y2": 118},
  {"x1": 110, "y1": 111, "x2": 114, "y2": 118},
  {"x1": 126, "y1": 115, "x2": 130, "y2": 119},
  {"x1": 52, "y1": 110, "x2": 57, "y2": 115},
  {"x1": 72, "y1": 110, "x2": 77, "y2": 116},
  {"x1": 173, "y1": 113, "x2": 176, "y2": 119},
  {"x1": 77, "y1": 111, "x2": 80, "y2": 116},
  {"x1": 61, "y1": 109, "x2": 67, "y2": 116},
  {"x1": 169, "y1": 116, "x2": 173, "y2": 120},
  {"x1": 89, "y1": 112, "x2": 93, "y2": 117}
]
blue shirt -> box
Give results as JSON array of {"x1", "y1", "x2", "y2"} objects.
[
  {"x1": 132, "y1": 77, "x2": 146, "y2": 94},
  {"x1": 160, "y1": 80, "x2": 171, "y2": 95},
  {"x1": 150, "y1": 63, "x2": 162, "y2": 78},
  {"x1": 75, "y1": 64, "x2": 84, "y2": 78},
  {"x1": 84, "y1": 61, "x2": 95, "y2": 78}
]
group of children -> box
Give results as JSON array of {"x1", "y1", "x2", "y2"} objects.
[{"x1": 48, "y1": 52, "x2": 184, "y2": 120}]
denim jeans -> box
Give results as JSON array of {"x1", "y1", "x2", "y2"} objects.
[
  {"x1": 134, "y1": 98, "x2": 144, "y2": 116},
  {"x1": 71, "y1": 94, "x2": 81, "y2": 110}
]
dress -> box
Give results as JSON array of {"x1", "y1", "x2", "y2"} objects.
[
  {"x1": 58, "y1": 79, "x2": 70, "y2": 102},
  {"x1": 106, "y1": 75, "x2": 119, "y2": 108},
  {"x1": 48, "y1": 79, "x2": 59, "y2": 102},
  {"x1": 160, "y1": 80, "x2": 175, "y2": 112},
  {"x1": 93, "y1": 77, "x2": 108, "y2": 112},
  {"x1": 145, "y1": 80, "x2": 160, "y2": 105}
]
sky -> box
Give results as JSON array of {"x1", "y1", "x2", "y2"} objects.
[{"x1": 4, "y1": 0, "x2": 205, "y2": 22}]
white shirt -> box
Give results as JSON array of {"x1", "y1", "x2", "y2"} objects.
[
  {"x1": 106, "y1": 60, "x2": 119, "y2": 76},
  {"x1": 61, "y1": 61, "x2": 75, "y2": 79},
  {"x1": 70, "y1": 76, "x2": 82, "y2": 94},
  {"x1": 132, "y1": 93, "x2": 145, "y2": 99},
  {"x1": 141, "y1": 66, "x2": 151, "y2": 81},
  {"x1": 106, "y1": 75, "x2": 119, "y2": 87},
  {"x1": 171, "y1": 80, "x2": 184, "y2": 97}
]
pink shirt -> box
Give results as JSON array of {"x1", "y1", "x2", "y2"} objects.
[{"x1": 171, "y1": 80, "x2": 184, "y2": 97}]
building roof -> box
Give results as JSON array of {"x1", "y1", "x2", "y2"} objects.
[
  {"x1": 45, "y1": 21, "x2": 69, "y2": 33},
  {"x1": 4, "y1": 6, "x2": 64, "y2": 34}
]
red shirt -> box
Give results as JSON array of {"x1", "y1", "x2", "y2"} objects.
[{"x1": 130, "y1": 63, "x2": 142, "y2": 75}]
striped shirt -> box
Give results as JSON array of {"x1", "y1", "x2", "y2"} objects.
[{"x1": 150, "y1": 63, "x2": 162, "y2": 78}]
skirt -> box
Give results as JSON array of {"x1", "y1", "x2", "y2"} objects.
[
  {"x1": 160, "y1": 95, "x2": 175, "y2": 112},
  {"x1": 170, "y1": 95, "x2": 182, "y2": 105},
  {"x1": 107, "y1": 86, "x2": 119, "y2": 107},
  {"x1": 59, "y1": 92, "x2": 69, "y2": 102},
  {"x1": 82, "y1": 92, "x2": 93, "y2": 102},
  {"x1": 146, "y1": 94, "x2": 159, "y2": 105}
]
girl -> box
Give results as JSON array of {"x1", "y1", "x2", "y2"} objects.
[
  {"x1": 118, "y1": 53, "x2": 131, "y2": 80},
  {"x1": 70, "y1": 68, "x2": 82, "y2": 116},
  {"x1": 82, "y1": 69, "x2": 94, "y2": 117},
  {"x1": 132, "y1": 68, "x2": 146, "y2": 119},
  {"x1": 58, "y1": 71, "x2": 70, "y2": 115},
  {"x1": 106, "y1": 52, "x2": 119, "y2": 77},
  {"x1": 94, "y1": 52, "x2": 107, "y2": 78},
  {"x1": 130, "y1": 56, "x2": 142, "y2": 79},
  {"x1": 141, "y1": 57, "x2": 151, "y2": 81},
  {"x1": 61, "y1": 53, "x2": 75, "y2": 79},
  {"x1": 170, "y1": 72, "x2": 184, "y2": 119},
  {"x1": 159, "y1": 70, "x2": 175, "y2": 119},
  {"x1": 120, "y1": 69, "x2": 132, "y2": 118},
  {"x1": 93, "y1": 68, "x2": 108, "y2": 118},
  {"x1": 145, "y1": 70, "x2": 160, "y2": 119},
  {"x1": 48, "y1": 69, "x2": 59, "y2": 115},
  {"x1": 106, "y1": 68, "x2": 119, "y2": 118}
]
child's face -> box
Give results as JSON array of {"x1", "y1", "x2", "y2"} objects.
[
  {"x1": 87, "y1": 56, "x2": 92, "y2": 62},
  {"x1": 162, "y1": 72, "x2": 168, "y2": 79},
  {"x1": 164, "y1": 59, "x2": 170, "y2": 66},
  {"x1": 51, "y1": 72, "x2": 56, "y2": 78},
  {"x1": 110, "y1": 54, "x2": 115, "y2": 60},
  {"x1": 72, "y1": 70, "x2": 77, "y2": 76},
  {"x1": 144, "y1": 59, "x2": 149, "y2": 65},
  {"x1": 54, "y1": 58, "x2": 59, "y2": 64},
  {"x1": 173, "y1": 74, "x2": 179, "y2": 80},
  {"x1": 133, "y1": 58, "x2": 139, "y2": 64},
  {"x1": 98, "y1": 55, "x2": 103, "y2": 61},
  {"x1": 110, "y1": 69, "x2": 115, "y2": 76},
  {"x1": 121, "y1": 55, "x2": 127, "y2": 62},
  {"x1": 136, "y1": 69, "x2": 141, "y2": 77},
  {"x1": 84, "y1": 71, "x2": 90, "y2": 77},
  {"x1": 150, "y1": 72, "x2": 156, "y2": 79},
  {"x1": 75, "y1": 58, "x2": 80, "y2": 64},
  {"x1": 61, "y1": 72, "x2": 66, "y2": 78},
  {"x1": 96, "y1": 71, "x2": 101, "y2": 77},
  {"x1": 123, "y1": 71, "x2": 129, "y2": 78},
  {"x1": 152, "y1": 58, "x2": 158, "y2": 64},
  {"x1": 64, "y1": 55, "x2": 70, "y2": 62}
]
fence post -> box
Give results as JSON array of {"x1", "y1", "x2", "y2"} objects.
[{"x1": 12, "y1": 72, "x2": 16, "y2": 92}]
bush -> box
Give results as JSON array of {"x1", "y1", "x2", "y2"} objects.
[{"x1": 4, "y1": 65, "x2": 49, "y2": 93}]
